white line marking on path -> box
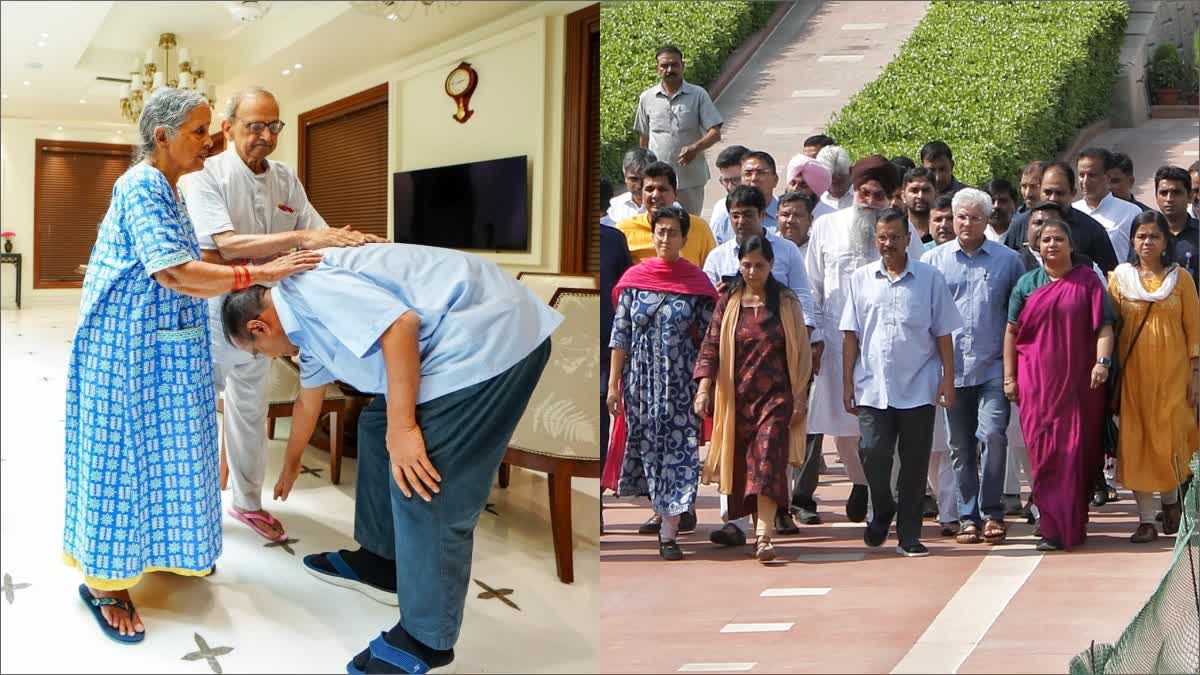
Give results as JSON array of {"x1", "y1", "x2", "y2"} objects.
[
  {"x1": 890, "y1": 545, "x2": 1043, "y2": 673},
  {"x1": 720, "y1": 622, "x2": 794, "y2": 633},
  {"x1": 791, "y1": 89, "x2": 840, "y2": 98},
  {"x1": 760, "y1": 587, "x2": 831, "y2": 597},
  {"x1": 678, "y1": 664, "x2": 757, "y2": 672},
  {"x1": 841, "y1": 22, "x2": 887, "y2": 30},
  {"x1": 818, "y1": 54, "x2": 865, "y2": 62}
]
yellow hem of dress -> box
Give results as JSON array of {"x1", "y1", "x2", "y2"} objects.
[{"x1": 62, "y1": 552, "x2": 213, "y2": 591}]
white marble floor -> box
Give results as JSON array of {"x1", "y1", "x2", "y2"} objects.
[{"x1": 0, "y1": 303, "x2": 599, "y2": 674}]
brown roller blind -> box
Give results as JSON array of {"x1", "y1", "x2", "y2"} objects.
[
  {"x1": 586, "y1": 27, "x2": 601, "y2": 273},
  {"x1": 34, "y1": 140, "x2": 132, "y2": 288},
  {"x1": 302, "y1": 96, "x2": 388, "y2": 240}
]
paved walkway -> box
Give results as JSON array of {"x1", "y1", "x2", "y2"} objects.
[
  {"x1": 701, "y1": 0, "x2": 929, "y2": 220},
  {"x1": 604, "y1": 2, "x2": 1197, "y2": 672}
]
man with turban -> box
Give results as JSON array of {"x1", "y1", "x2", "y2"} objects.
[
  {"x1": 786, "y1": 153, "x2": 837, "y2": 221},
  {"x1": 816, "y1": 145, "x2": 854, "y2": 212},
  {"x1": 804, "y1": 156, "x2": 927, "y2": 522}
]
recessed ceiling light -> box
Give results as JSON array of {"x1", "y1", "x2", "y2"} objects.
[
  {"x1": 79, "y1": 99, "x2": 87, "y2": 104},
  {"x1": 36, "y1": 41, "x2": 45, "y2": 47},
  {"x1": 56, "y1": 126, "x2": 63, "y2": 131},
  {"x1": 116, "y1": 130, "x2": 122, "y2": 134},
  {"x1": 281, "y1": 69, "x2": 290, "y2": 75},
  {"x1": 40, "y1": 32, "x2": 48, "y2": 39},
  {"x1": 386, "y1": 12, "x2": 397, "y2": 20},
  {"x1": 1, "y1": 93, "x2": 7, "y2": 99},
  {"x1": 23, "y1": 80, "x2": 30, "y2": 86},
  {"x1": 294, "y1": 63, "x2": 303, "y2": 69}
]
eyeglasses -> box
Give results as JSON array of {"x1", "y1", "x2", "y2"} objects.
[
  {"x1": 719, "y1": 176, "x2": 741, "y2": 187},
  {"x1": 236, "y1": 119, "x2": 286, "y2": 135}
]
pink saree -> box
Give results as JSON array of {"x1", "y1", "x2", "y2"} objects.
[{"x1": 1013, "y1": 265, "x2": 1109, "y2": 550}]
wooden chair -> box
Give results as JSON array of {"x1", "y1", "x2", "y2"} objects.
[
  {"x1": 499, "y1": 287, "x2": 600, "y2": 584},
  {"x1": 218, "y1": 357, "x2": 347, "y2": 487},
  {"x1": 514, "y1": 271, "x2": 598, "y2": 304}
]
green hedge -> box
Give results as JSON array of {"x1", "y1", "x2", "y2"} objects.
[
  {"x1": 600, "y1": 1, "x2": 776, "y2": 184},
  {"x1": 825, "y1": 1, "x2": 1128, "y2": 187}
]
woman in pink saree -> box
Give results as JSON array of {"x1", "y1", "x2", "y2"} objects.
[{"x1": 1003, "y1": 219, "x2": 1116, "y2": 551}]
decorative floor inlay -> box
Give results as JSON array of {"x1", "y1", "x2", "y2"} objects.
[
  {"x1": 263, "y1": 538, "x2": 300, "y2": 555},
  {"x1": 181, "y1": 632, "x2": 234, "y2": 674},
  {"x1": 473, "y1": 579, "x2": 520, "y2": 611},
  {"x1": 2, "y1": 573, "x2": 31, "y2": 605}
]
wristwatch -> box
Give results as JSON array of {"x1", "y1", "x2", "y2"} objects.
[{"x1": 1097, "y1": 356, "x2": 1112, "y2": 367}]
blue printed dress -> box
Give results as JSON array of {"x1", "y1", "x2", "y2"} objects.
[
  {"x1": 610, "y1": 289, "x2": 713, "y2": 516},
  {"x1": 63, "y1": 163, "x2": 222, "y2": 590}
]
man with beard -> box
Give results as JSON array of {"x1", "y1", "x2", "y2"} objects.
[
  {"x1": 982, "y1": 178, "x2": 1019, "y2": 243},
  {"x1": 803, "y1": 134, "x2": 836, "y2": 159},
  {"x1": 1002, "y1": 162, "x2": 1119, "y2": 272},
  {"x1": 607, "y1": 148, "x2": 659, "y2": 224},
  {"x1": 1016, "y1": 160, "x2": 1047, "y2": 217},
  {"x1": 841, "y1": 208, "x2": 961, "y2": 557},
  {"x1": 710, "y1": 150, "x2": 780, "y2": 244},
  {"x1": 902, "y1": 167, "x2": 937, "y2": 244},
  {"x1": 1073, "y1": 147, "x2": 1139, "y2": 264},
  {"x1": 924, "y1": 194, "x2": 957, "y2": 251},
  {"x1": 805, "y1": 156, "x2": 926, "y2": 522},
  {"x1": 703, "y1": 184, "x2": 823, "y2": 540},
  {"x1": 1109, "y1": 152, "x2": 1151, "y2": 212},
  {"x1": 816, "y1": 145, "x2": 855, "y2": 212},
  {"x1": 617, "y1": 161, "x2": 717, "y2": 266},
  {"x1": 920, "y1": 140, "x2": 969, "y2": 196},
  {"x1": 634, "y1": 45, "x2": 723, "y2": 214},
  {"x1": 706, "y1": 145, "x2": 749, "y2": 244}
]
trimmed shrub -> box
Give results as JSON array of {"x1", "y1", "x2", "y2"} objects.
[
  {"x1": 599, "y1": 1, "x2": 776, "y2": 184},
  {"x1": 824, "y1": 1, "x2": 1128, "y2": 187}
]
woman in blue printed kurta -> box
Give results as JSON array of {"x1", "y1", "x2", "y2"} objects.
[{"x1": 63, "y1": 88, "x2": 322, "y2": 642}]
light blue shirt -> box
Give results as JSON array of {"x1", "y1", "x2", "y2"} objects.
[
  {"x1": 921, "y1": 239, "x2": 1025, "y2": 387},
  {"x1": 271, "y1": 244, "x2": 563, "y2": 403},
  {"x1": 702, "y1": 228, "x2": 823, "y2": 342},
  {"x1": 709, "y1": 195, "x2": 778, "y2": 246},
  {"x1": 839, "y1": 257, "x2": 963, "y2": 409}
]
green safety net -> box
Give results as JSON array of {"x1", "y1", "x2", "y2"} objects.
[{"x1": 1069, "y1": 455, "x2": 1200, "y2": 674}]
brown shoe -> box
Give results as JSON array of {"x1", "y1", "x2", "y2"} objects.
[{"x1": 1130, "y1": 522, "x2": 1158, "y2": 544}]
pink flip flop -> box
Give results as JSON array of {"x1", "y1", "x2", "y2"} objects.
[{"x1": 228, "y1": 508, "x2": 288, "y2": 542}]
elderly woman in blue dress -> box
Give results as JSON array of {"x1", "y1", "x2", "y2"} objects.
[{"x1": 63, "y1": 87, "x2": 321, "y2": 643}]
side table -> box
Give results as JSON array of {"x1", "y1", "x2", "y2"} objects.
[{"x1": 0, "y1": 253, "x2": 21, "y2": 309}]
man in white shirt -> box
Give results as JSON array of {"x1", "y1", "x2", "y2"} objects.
[
  {"x1": 705, "y1": 144, "x2": 749, "y2": 239},
  {"x1": 181, "y1": 86, "x2": 384, "y2": 541},
  {"x1": 1073, "y1": 147, "x2": 1139, "y2": 264},
  {"x1": 606, "y1": 148, "x2": 657, "y2": 224},
  {"x1": 805, "y1": 156, "x2": 926, "y2": 523},
  {"x1": 816, "y1": 145, "x2": 854, "y2": 212}
]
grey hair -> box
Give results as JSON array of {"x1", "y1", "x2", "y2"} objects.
[
  {"x1": 134, "y1": 87, "x2": 209, "y2": 163},
  {"x1": 951, "y1": 187, "x2": 994, "y2": 220},
  {"x1": 817, "y1": 145, "x2": 851, "y2": 176},
  {"x1": 622, "y1": 147, "x2": 658, "y2": 175},
  {"x1": 223, "y1": 85, "x2": 276, "y2": 121}
]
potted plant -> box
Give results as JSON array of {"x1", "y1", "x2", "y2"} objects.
[
  {"x1": 0, "y1": 231, "x2": 14, "y2": 253},
  {"x1": 1151, "y1": 43, "x2": 1188, "y2": 105},
  {"x1": 1190, "y1": 29, "x2": 1200, "y2": 105}
]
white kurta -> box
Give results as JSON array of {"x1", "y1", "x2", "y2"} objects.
[
  {"x1": 804, "y1": 206, "x2": 927, "y2": 436},
  {"x1": 1073, "y1": 194, "x2": 1139, "y2": 265}
]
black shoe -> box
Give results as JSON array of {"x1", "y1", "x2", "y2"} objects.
[
  {"x1": 679, "y1": 509, "x2": 697, "y2": 533},
  {"x1": 794, "y1": 506, "x2": 822, "y2": 525},
  {"x1": 846, "y1": 484, "x2": 869, "y2": 523},
  {"x1": 659, "y1": 536, "x2": 684, "y2": 561},
  {"x1": 1022, "y1": 501, "x2": 1037, "y2": 524},
  {"x1": 922, "y1": 494, "x2": 939, "y2": 519},
  {"x1": 638, "y1": 513, "x2": 662, "y2": 535},
  {"x1": 1162, "y1": 499, "x2": 1182, "y2": 536},
  {"x1": 940, "y1": 522, "x2": 960, "y2": 537},
  {"x1": 1090, "y1": 489, "x2": 1107, "y2": 508},
  {"x1": 1002, "y1": 494, "x2": 1022, "y2": 516},
  {"x1": 775, "y1": 510, "x2": 800, "y2": 535},
  {"x1": 709, "y1": 523, "x2": 747, "y2": 547},
  {"x1": 1130, "y1": 523, "x2": 1158, "y2": 544},
  {"x1": 896, "y1": 541, "x2": 930, "y2": 557},
  {"x1": 1036, "y1": 538, "x2": 1062, "y2": 552},
  {"x1": 864, "y1": 519, "x2": 889, "y2": 548}
]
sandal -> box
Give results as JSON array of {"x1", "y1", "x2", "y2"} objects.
[
  {"x1": 346, "y1": 632, "x2": 457, "y2": 674},
  {"x1": 659, "y1": 537, "x2": 683, "y2": 561},
  {"x1": 228, "y1": 507, "x2": 288, "y2": 543},
  {"x1": 982, "y1": 519, "x2": 1007, "y2": 544},
  {"x1": 956, "y1": 523, "x2": 982, "y2": 544},
  {"x1": 78, "y1": 585, "x2": 144, "y2": 645},
  {"x1": 755, "y1": 536, "x2": 777, "y2": 563}
]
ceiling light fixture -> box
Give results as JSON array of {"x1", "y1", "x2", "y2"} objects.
[
  {"x1": 79, "y1": 99, "x2": 87, "y2": 104},
  {"x1": 349, "y1": 1, "x2": 461, "y2": 23},
  {"x1": 56, "y1": 126, "x2": 63, "y2": 131},
  {"x1": 40, "y1": 32, "x2": 48, "y2": 38},
  {"x1": 22, "y1": 80, "x2": 30, "y2": 86},
  {"x1": 36, "y1": 41, "x2": 45, "y2": 47},
  {"x1": 281, "y1": 68, "x2": 290, "y2": 75},
  {"x1": 119, "y1": 33, "x2": 214, "y2": 124},
  {"x1": 294, "y1": 63, "x2": 303, "y2": 69}
]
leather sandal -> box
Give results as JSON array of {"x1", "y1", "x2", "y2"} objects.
[
  {"x1": 982, "y1": 519, "x2": 1007, "y2": 544},
  {"x1": 755, "y1": 536, "x2": 777, "y2": 563},
  {"x1": 1130, "y1": 523, "x2": 1158, "y2": 544},
  {"x1": 956, "y1": 523, "x2": 982, "y2": 544}
]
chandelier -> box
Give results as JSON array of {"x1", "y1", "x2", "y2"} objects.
[
  {"x1": 348, "y1": 1, "x2": 461, "y2": 22},
  {"x1": 119, "y1": 33, "x2": 215, "y2": 124}
]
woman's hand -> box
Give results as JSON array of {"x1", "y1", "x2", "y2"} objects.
[
  {"x1": 387, "y1": 424, "x2": 441, "y2": 501},
  {"x1": 694, "y1": 389, "x2": 712, "y2": 418},
  {"x1": 790, "y1": 400, "x2": 807, "y2": 427},
  {"x1": 1003, "y1": 378, "x2": 1018, "y2": 403},
  {"x1": 1090, "y1": 364, "x2": 1110, "y2": 389},
  {"x1": 254, "y1": 250, "x2": 324, "y2": 283},
  {"x1": 606, "y1": 389, "x2": 621, "y2": 416},
  {"x1": 273, "y1": 458, "x2": 302, "y2": 501}
]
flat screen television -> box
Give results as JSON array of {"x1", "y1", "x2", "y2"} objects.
[{"x1": 392, "y1": 155, "x2": 529, "y2": 251}]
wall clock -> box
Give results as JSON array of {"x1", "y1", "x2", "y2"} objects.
[{"x1": 445, "y1": 61, "x2": 478, "y2": 124}]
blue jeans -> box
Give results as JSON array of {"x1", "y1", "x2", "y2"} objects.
[
  {"x1": 946, "y1": 377, "x2": 1010, "y2": 525},
  {"x1": 352, "y1": 339, "x2": 551, "y2": 650}
]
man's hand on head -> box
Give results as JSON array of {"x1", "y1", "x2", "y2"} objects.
[{"x1": 301, "y1": 226, "x2": 387, "y2": 250}]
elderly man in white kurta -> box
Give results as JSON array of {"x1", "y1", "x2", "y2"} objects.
[
  {"x1": 181, "y1": 86, "x2": 384, "y2": 541},
  {"x1": 805, "y1": 156, "x2": 926, "y2": 522}
]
